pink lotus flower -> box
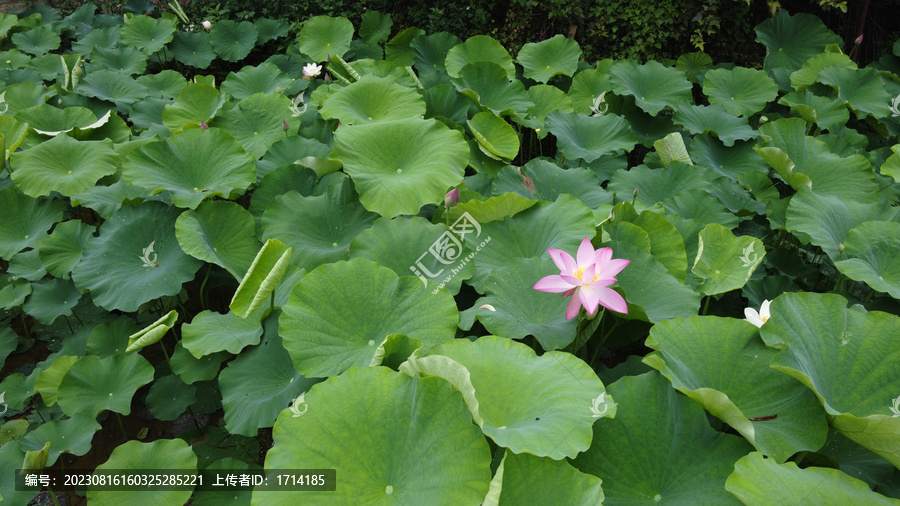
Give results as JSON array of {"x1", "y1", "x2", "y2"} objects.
[{"x1": 533, "y1": 237, "x2": 630, "y2": 319}]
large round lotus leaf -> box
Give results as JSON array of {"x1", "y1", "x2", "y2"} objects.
[
  {"x1": 8, "y1": 248, "x2": 45, "y2": 281},
  {"x1": 15, "y1": 104, "x2": 97, "y2": 133},
  {"x1": 726, "y1": 452, "x2": 898, "y2": 505},
  {"x1": 788, "y1": 51, "x2": 854, "y2": 92},
  {"x1": 409, "y1": 336, "x2": 611, "y2": 459},
  {"x1": 261, "y1": 182, "x2": 377, "y2": 271},
  {"x1": 644, "y1": 316, "x2": 828, "y2": 463},
  {"x1": 56, "y1": 353, "x2": 154, "y2": 417},
  {"x1": 75, "y1": 69, "x2": 149, "y2": 108},
  {"x1": 85, "y1": 319, "x2": 140, "y2": 357},
  {"x1": 359, "y1": 10, "x2": 392, "y2": 44},
  {"x1": 467, "y1": 111, "x2": 519, "y2": 161},
  {"x1": 573, "y1": 371, "x2": 752, "y2": 503},
  {"x1": 662, "y1": 188, "x2": 739, "y2": 230},
  {"x1": 423, "y1": 83, "x2": 471, "y2": 124},
  {"x1": 87, "y1": 45, "x2": 147, "y2": 75},
  {"x1": 10, "y1": 135, "x2": 118, "y2": 197},
  {"x1": 88, "y1": 439, "x2": 197, "y2": 506},
  {"x1": 412, "y1": 31, "x2": 460, "y2": 73},
  {"x1": 297, "y1": 15, "x2": 352, "y2": 61},
  {"x1": 818, "y1": 65, "x2": 893, "y2": 119},
  {"x1": 0, "y1": 274, "x2": 30, "y2": 309},
  {"x1": 182, "y1": 310, "x2": 263, "y2": 358},
  {"x1": 445, "y1": 35, "x2": 515, "y2": 80},
  {"x1": 220, "y1": 314, "x2": 317, "y2": 436},
  {"x1": 210, "y1": 20, "x2": 258, "y2": 62},
  {"x1": 320, "y1": 74, "x2": 426, "y2": 125},
  {"x1": 461, "y1": 258, "x2": 577, "y2": 351},
  {"x1": 754, "y1": 10, "x2": 842, "y2": 90},
  {"x1": 545, "y1": 110, "x2": 638, "y2": 162},
  {"x1": 702, "y1": 66, "x2": 778, "y2": 117},
  {"x1": 521, "y1": 84, "x2": 574, "y2": 131},
  {"x1": 492, "y1": 160, "x2": 612, "y2": 209},
  {"x1": 452, "y1": 61, "x2": 533, "y2": 118},
  {"x1": 71, "y1": 178, "x2": 156, "y2": 220},
  {"x1": 175, "y1": 200, "x2": 261, "y2": 280},
  {"x1": 673, "y1": 104, "x2": 757, "y2": 147},
  {"x1": 256, "y1": 367, "x2": 490, "y2": 503},
  {"x1": 279, "y1": 258, "x2": 457, "y2": 377},
  {"x1": 464, "y1": 194, "x2": 595, "y2": 292},
  {"x1": 170, "y1": 31, "x2": 216, "y2": 69},
  {"x1": 488, "y1": 450, "x2": 603, "y2": 505},
  {"x1": 0, "y1": 187, "x2": 66, "y2": 260},
  {"x1": 72, "y1": 202, "x2": 203, "y2": 312},
  {"x1": 122, "y1": 127, "x2": 255, "y2": 209},
  {"x1": 446, "y1": 192, "x2": 536, "y2": 224},
  {"x1": 212, "y1": 93, "x2": 300, "y2": 158},
  {"x1": 834, "y1": 221, "x2": 900, "y2": 298},
  {"x1": 11, "y1": 25, "x2": 60, "y2": 55},
  {"x1": 248, "y1": 164, "x2": 317, "y2": 223},
  {"x1": 609, "y1": 59, "x2": 693, "y2": 115},
  {"x1": 23, "y1": 278, "x2": 82, "y2": 325},
  {"x1": 516, "y1": 34, "x2": 580, "y2": 83},
  {"x1": 19, "y1": 413, "x2": 100, "y2": 466},
  {"x1": 170, "y1": 341, "x2": 228, "y2": 385},
  {"x1": 220, "y1": 63, "x2": 293, "y2": 99},
  {"x1": 676, "y1": 51, "x2": 713, "y2": 82},
  {"x1": 566, "y1": 66, "x2": 611, "y2": 114},
  {"x1": 162, "y1": 82, "x2": 226, "y2": 133},
  {"x1": 762, "y1": 292, "x2": 900, "y2": 466},
  {"x1": 0, "y1": 115, "x2": 30, "y2": 155},
  {"x1": 120, "y1": 15, "x2": 175, "y2": 55},
  {"x1": 786, "y1": 189, "x2": 900, "y2": 262},
  {"x1": 349, "y1": 216, "x2": 473, "y2": 295},
  {"x1": 34, "y1": 355, "x2": 79, "y2": 406},
  {"x1": 331, "y1": 117, "x2": 468, "y2": 217},
  {"x1": 692, "y1": 223, "x2": 765, "y2": 296},
  {"x1": 690, "y1": 135, "x2": 769, "y2": 181},
  {"x1": 145, "y1": 374, "x2": 197, "y2": 421}
]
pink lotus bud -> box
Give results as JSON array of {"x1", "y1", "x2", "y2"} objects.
[
  {"x1": 200, "y1": 120, "x2": 208, "y2": 130},
  {"x1": 282, "y1": 119, "x2": 289, "y2": 132},
  {"x1": 854, "y1": 34, "x2": 863, "y2": 45},
  {"x1": 444, "y1": 188, "x2": 460, "y2": 208}
]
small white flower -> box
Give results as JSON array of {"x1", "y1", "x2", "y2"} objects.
[
  {"x1": 303, "y1": 63, "x2": 322, "y2": 80},
  {"x1": 744, "y1": 299, "x2": 771, "y2": 328},
  {"x1": 890, "y1": 395, "x2": 900, "y2": 417},
  {"x1": 289, "y1": 393, "x2": 308, "y2": 417},
  {"x1": 739, "y1": 243, "x2": 758, "y2": 267},
  {"x1": 289, "y1": 92, "x2": 307, "y2": 117},
  {"x1": 139, "y1": 241, "x2": 158, "y2": 268},
  {"x1": 201, "y1": 20, "x2": 212, "y2": 30},
  {"x1": 590, "y1": 392, "x2": 609, "y2": 418}
]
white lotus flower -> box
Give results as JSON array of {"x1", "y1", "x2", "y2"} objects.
[
  {"x1": 202, "y1": 20, "x2": 212, "y2": 30},
  {"x1": 303, "y1": 63, "x2": 322, "y2": 80},
  {"x1": 744, "y1": 299, "x2": 771, "y2": 328}
]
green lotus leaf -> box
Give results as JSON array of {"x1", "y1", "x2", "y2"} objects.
[
  {"x1": 28, "y1": 53, "x2": 67, "y2": 81},
  {"x1": 610, "y1": 59, "x2": 693, "y2": 115},
  {"x1": 357, "y1": 10, "x2": 391, "y2": 44},
  {"x1": 692, "y1": 223, "x2": 765, "y2": 296},
  {"x1": 516, "y1": 34, "x2": 581, "y2": 83},
  {"x1": 75, "y1": 69, "x2": 149, "y2": 109},
  {"x1": 182, "y1": 310, "x2": 263, "y2": 358},
  {"x1": 486, "y1": 450, "x2": 603, "y2": 505},
  {"x1": 702, "y1": 66, "x2": 778, "y2": 117},
  {"x1": 0, "y1": 115, "x2": 30, "y2": 157},
  {"x1": 778, "y1": 89, "x2": 849, "y2": 131},
  {"x1": 726, "y1": 452, "x2": 898, "y2": 505},
  {"x1": 410, "y1": 336, "x2": 610, "y2": 459},
  {"x1": 72, "y1": 202, "x2": 203, "y2": 312},
  {"x1": 883, "y1": 145, "x2": 900, "y2": 182},
  {"x1": 120, "y1": 15, "x2": 175, "y2": 55},
  {"x1": 368, "y1": 333, "x2": 422, "y2": 369},
  {"x1": 412, "y1": 31, "x2": 460, "y2": 74},
  {"x1": 545, "y1": 110, "x2": 638, "y2": 162},
  {"x1": 786, "y1": 189, "x2": 900, "y2": 262},
  {"x1": 673, "y1": 104, "x2": 757, "y2": 147},
  {"x1": 175, "y1": 200, "x2": 261, "y2": 280},
  {"x1": 220, "y1": 313, "x2": 317, "y2": 436},
  {"x1": 0, "y1": 187, "x2": 66, "y2": 260},
  {"x1": 817, "y1": 65, "x2": 893, "y2": 119},
  {"x1": 521, "y1": 84, "x2": 573, "y2": 131},
  {"x1": 385, "y1": 26, "x2": 424, "y2": 66},
  {"x1": 689, "y1": 135, "x2": 767, "y2": 183},
  {"x1": 88, "y1": 439, "x2": 197, "y2": 506},
  {"x1": 122, "y1": 127, "x2": 255, "y2": 209},
  {"x1": 56, "y1": 353, "x2": 154, "y2": 417},
  {"x1": 220, "y1": 62, "x2": 293, "y2": 99},
  {"x1": 754, "y1": 10, "x2": 842, "y2": 90},
  {"x1": 762, "y1": 292, "x2": 900, "y2": 467},
  {"x1": 331, "y1": 117, "x2": 468, "y2": 217},
  {"x1": 0, "y1": 274, "x2": 30, "y2": 309},
  {"x1": 34, "y1": 355, "x2": 79, "y2": 406},
  {"x1": 645, "y1": 316, "x2": 828, "y2": 463},
  {"x1": 256, "y1": 367, "x2": 490, "y2": 503},
  {"x1": 87, "y1": 45, "x2": 147, "y2": 75},
  {"x1": 447, "y1": 191, "x2": 536, "y2": 224},
  {"x1": 461, "y1": 257, "x2": 577, "y2": 351},
  {"x1": 136, "y1": 70, "x2": 185, "y2": 99},
  {"x1": 212, "y1": 93, "x2": 298, "y2": 159},
  {"x1": 445, "y1": 34, "x2": 515, "y2": 80},
  {"x1": 22, "y1": 278, "x2": 82, "y2": 325},
  {"x1": 126, "y1": 309, "x2": 177, "y2": 352},
  {"x1": 145, "y1": 374, "x2": 197, "y2": 421},
  {"x1": 0, "y1": 326, "x2": 16, "y2": 370},
  {"x1": 460, "y1": 194, "x2": 593, "y2": 291},
  {"x1": 70, "y1": 178, "x2": 153, "y2": 220},
  {"x1": 279, "y1": 258, "x2": 457, "y2": 377},
  {"x1": 22, "y1": 441, "x2": 49, "y2": 473},
  {"x1": 452, "y1": 61, "x2": 533, "y2": 118},
  {"x1": 834, "y1": 221, "x2": 900, "y2": 298},
  {"x1": 254, "y1": 17, "x2": 290, "y2": 43},
  {"x1": 789, "y1": 50, "x2": 854, "y2": 92},
  {"x1": 20, "y1": 413, "x2": 100, "y2": 466},
  {"x1": 71, "y1": 24, "x2": 119, "y2": 57},
  {"x1": 299, "y1": 15, "x2": 353, "y2": 61},
  {"x1": 11, "y1": 25, "x2": 60, "y2": 55},
  {"x1": 8, "y1": 248, "x2": 45, "y2": 282},
  {"x1": 210, "y1": 20, "x2": 258, "y2": 62},
  {"x1": 609, "y1": 161, "x2": 711, "y2": 206},
  {"x1": 467, "y1": 110, "x2": 518, "y2": 160},
  {"x1": 10, "y1": 135, "x2": 117, "y2": 197},
  {"x1": 0, "y1": 441, "x2": 39, "y2": 505},
  {"x1": 170, "y1": 341, "x2": 228, "y2": 385},
  {"x1": 161, "y1": 82, "x2": 225, "y2": 133},
  {"x1": 630, "y1": 208, "x2": 689, "y2": 283},
  {"x1": 320, "y1": 74, "x2": 425, "y2": 125},
  {"x1": 248, "y1": 164, "x2": 317, "y2": 223},
  {"x1": 654, "y1": 131, "x2": 692, "y2": 167},
  {"x1": 573, "y1": 371, "x2": 752, "y2": 503},
  {"x1": 676, "y1": 51, "x2": 713, "y2": 82},
  {"x1": 15, "y1": 104, "x2": 97, "y2": 133},
  {"x1": 85, "y1": 319, "x2": 140, "y2": 357},
  {"x1": 230, "y1": 238, "x2": 291, "y2": 318},
  {"x1": 566, "y1": 64, "x2": 613, "y2": 114},
  {"x1": 170, "y1": 30, "x2": 216, "y2": 69},
  {"x1": 492, "y1": 160, "x2": 612, "y2": 209},
  {"x1": 0, "y1": 12, "x2": 17, "y2": 38}
]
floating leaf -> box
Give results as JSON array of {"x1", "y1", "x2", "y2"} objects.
[
  {"x1": 145, "y1": 374, "x2": 197, "y2": 421},
  {"x1": 10, "y1": 135, "x2": 118, "y2": 197},
  {"x1": 88, "y1": 439, "x2": 197, "y2": 506},
  {"x1": 20, "y1": 413, "x2": 100, "y2": 466},
  {"x1": 126, "y1": 310, "x2": 177, "y2": 352},
  {"x1": 170, "y1": 31, "x2": 216, "y2": 69},
  {"x1": 57, "y1": 353, "x2": 155, "y2": 417},
  {"x1": 0, "y1": 187, "x2": 66, "y2": 260}
]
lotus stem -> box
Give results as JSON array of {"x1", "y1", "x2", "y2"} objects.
[
  {"x1": 198, "y1": 263, "x2": 212, "y2": 309},
  {"x1": 115, "y1": 413, "x2": 127, "y2": 439},
  {"x1": 331, "y1": 54, "x2": 360, "y2": 83},
  {"x1": 405, "y1": 66, "x2": 423, "y2": 89}
]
